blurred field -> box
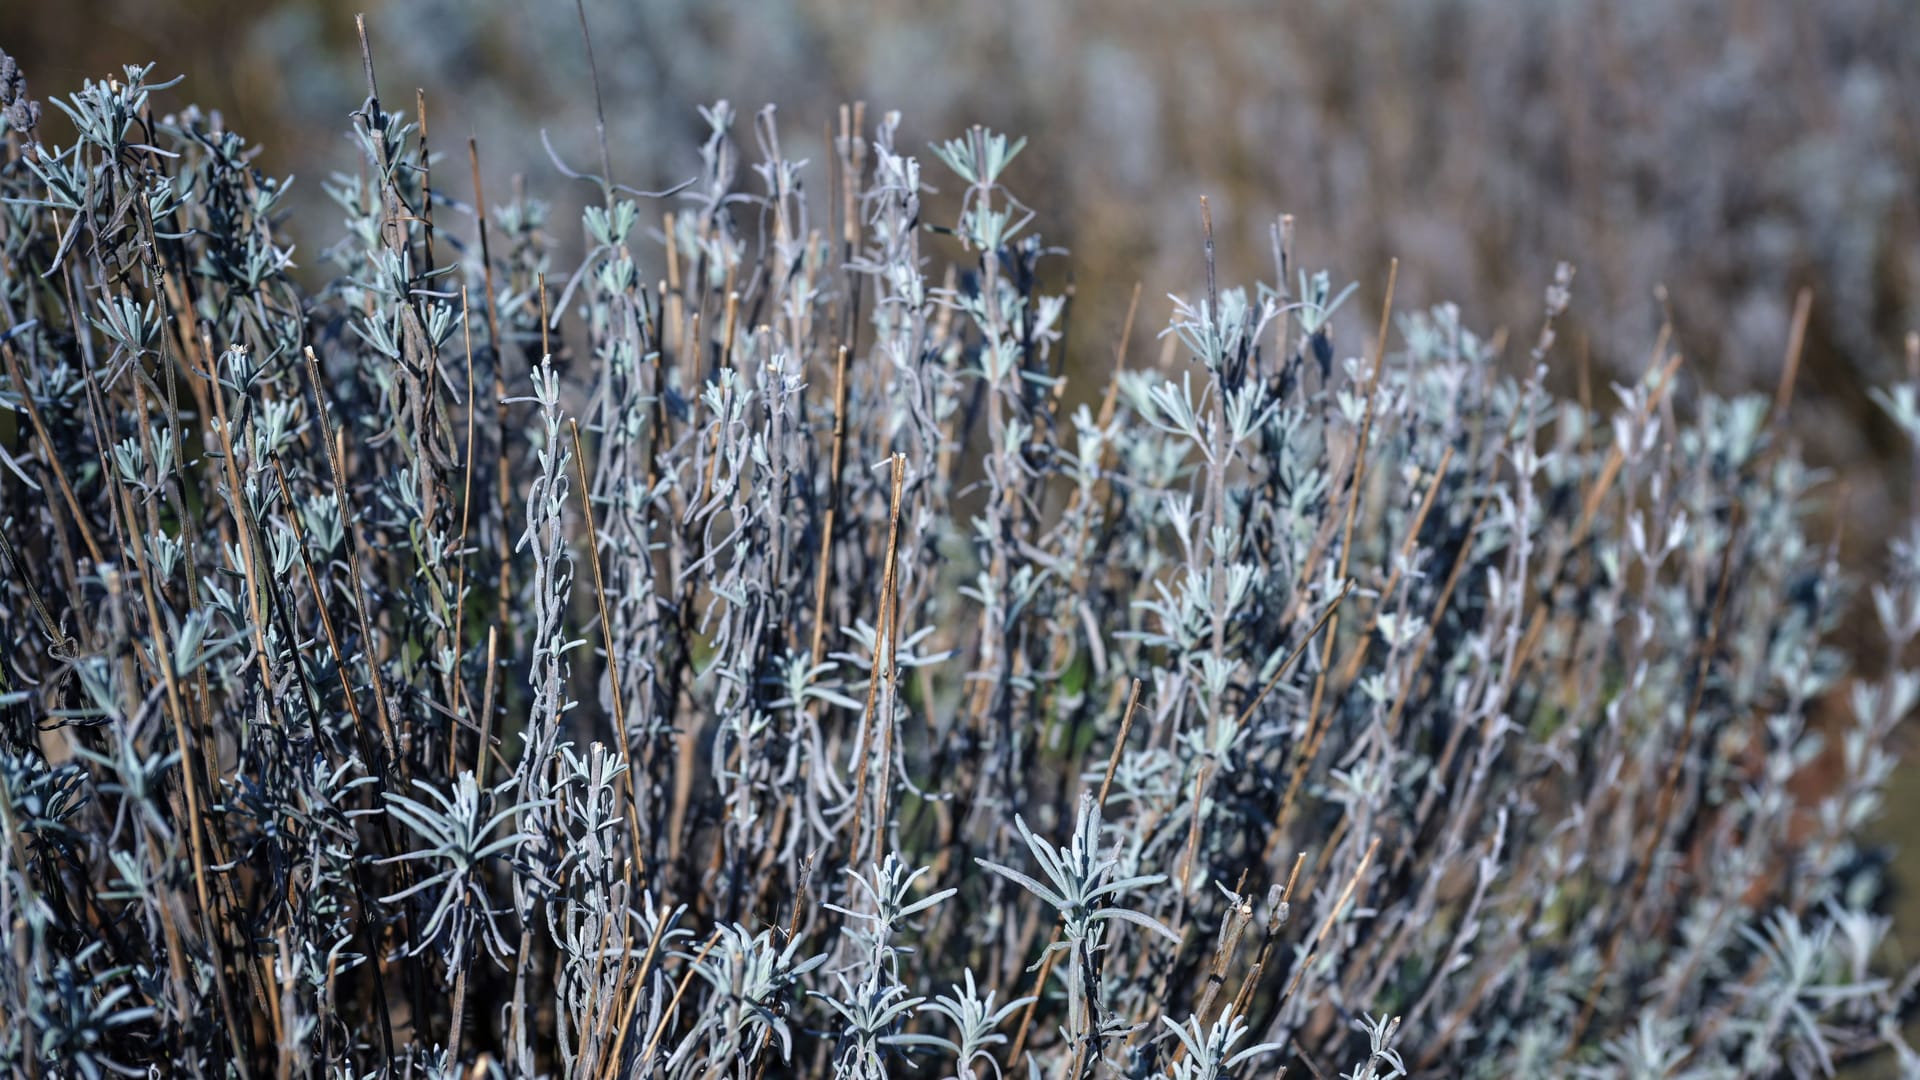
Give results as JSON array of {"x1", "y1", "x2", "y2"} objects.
[
  {"x1": 10, "y1": 0, "x2": 1917, "y2": 399},
  {"x1": 7, "y1": 0, "x2": 1920, "y2": 1055}
]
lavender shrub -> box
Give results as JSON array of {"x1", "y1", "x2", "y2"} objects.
[{"x1": 0, "y1": 39, "x2": 1916, "y2": 1079}]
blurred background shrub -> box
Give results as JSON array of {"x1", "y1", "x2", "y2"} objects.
[{"x1": 10, "y1": 0, "x2": 1917, "y2": 415}]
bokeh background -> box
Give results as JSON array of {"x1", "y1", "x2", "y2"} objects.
[
  {"x1": 11, "y1": 0, "x2": 1919, "y2": 402},
  {"x1": 7, "y1": 0, "x2": 1920, "y2": 1055}
]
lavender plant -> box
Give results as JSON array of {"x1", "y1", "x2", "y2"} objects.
[{"x1": 0, "y1": 33, "x2": 1917, "y2": 1079}]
